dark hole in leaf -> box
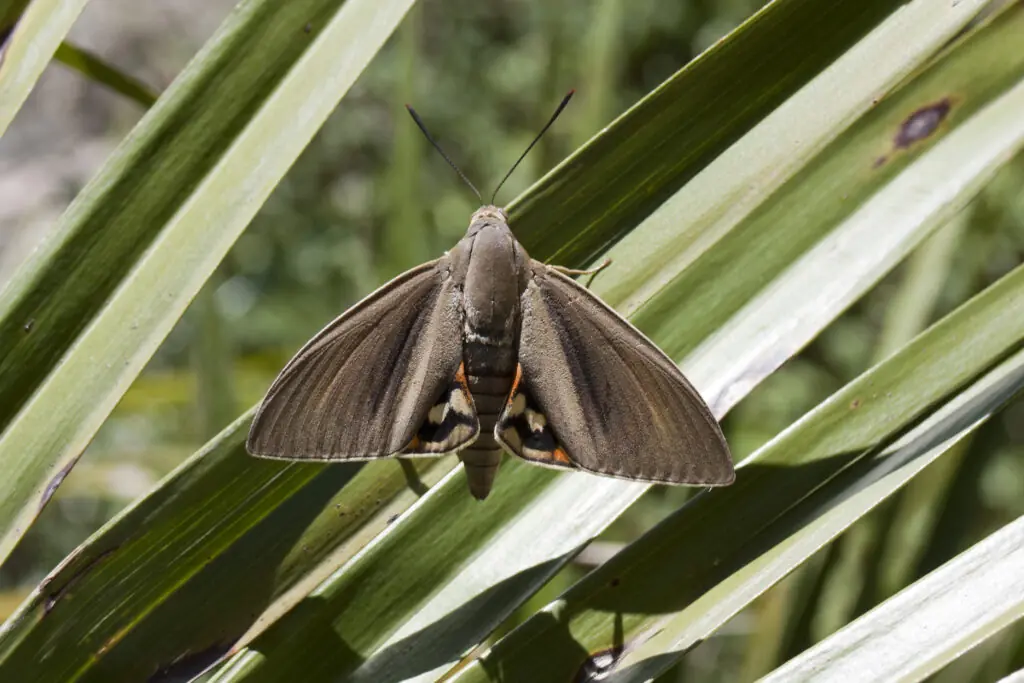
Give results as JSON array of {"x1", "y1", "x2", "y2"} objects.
[{"x1": 575, "y1": 645, "x2": 624, "y2": 683}]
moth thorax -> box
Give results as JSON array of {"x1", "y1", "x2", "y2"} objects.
[{"x1": 462, "y1": 225, "x2": 520, "y2": 337}]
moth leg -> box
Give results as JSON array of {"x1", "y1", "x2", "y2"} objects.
[
  {"x1": 397, "y1": 458, "x2": 429, "y2": 495},
  {"x1": 551, "y1": 258, "x2": 611, "y2": 277},
  {"x1": 551, "y1": 258, "x2": 611, "y2": 288}
]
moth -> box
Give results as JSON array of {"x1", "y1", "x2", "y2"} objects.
[{"x1": 247, "y1": 92, "x2": 734, "y2": 499}]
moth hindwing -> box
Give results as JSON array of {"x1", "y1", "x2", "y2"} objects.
[{"x1": 404, "y1": 363, "x2": 479, "y2": 454}]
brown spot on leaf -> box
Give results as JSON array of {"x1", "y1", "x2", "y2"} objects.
[
  {"x1": 849, "y1": 398, "x2": 862, "y2": 410},
  {"x1": 895, "y1": 99, "x2": 952, "y2": 149},
  {"x1": 39, "y1": 458, "x2": 78, "y2": 512}
]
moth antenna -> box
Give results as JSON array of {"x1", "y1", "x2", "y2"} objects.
[
  {"x1": 405, "y1": 104, "x2": 483, "y2": 203},
  {"x1": 490, "y1": 89, "x2": 575, "y2": 205}
]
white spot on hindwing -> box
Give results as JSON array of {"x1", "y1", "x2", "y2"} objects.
[
  {"x1": 428, "y1": 386, "x2": 474, "y2": 427},
  {"x1": 451, "y1": 387, "x2": 473, "y2": 417},
  {"x1": 523, "y1": 446, "x2": 548, "y2": 461},
  {"x1": 525, "y1": 408, "x2": 546, "y2": 433},
  {"x1": 508, "y1": 392, "x2": 526, "y2": 417},
  {"x1": 501, "y1": 426, "x2": 522, "y2": 451}
]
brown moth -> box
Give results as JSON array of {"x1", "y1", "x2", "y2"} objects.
[{"x1": 247, "y1": 92, "x2": 734, "y2": 499}]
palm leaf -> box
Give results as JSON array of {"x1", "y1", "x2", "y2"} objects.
[{"x1": 0, "y1": 0, "x2": 1020, "y2": 680}]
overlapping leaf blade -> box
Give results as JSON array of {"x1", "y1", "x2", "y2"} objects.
[
  {"x1": 53, "y1": 41, "x2": 158, "y2": 107},
  {"x1": 508, "y1": 0, "x2": 904, "y2": 266},
  {"x1": 759, "y1": 513, "x2": 1024, "y2": 683}
]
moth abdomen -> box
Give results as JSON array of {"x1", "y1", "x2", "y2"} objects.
[
  {"x1": 458, "y1": 447, "x2": 502, "y2": 500},
  {"x1": 468, "y1": 379, "x2": 508, "y2": 412},
  {"x1": 458, "y1": 372, "x2": 515, "y2": 500}
]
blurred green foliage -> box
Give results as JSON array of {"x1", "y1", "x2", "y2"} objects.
[{"x1": 1, "y1": 0, "x2": 1022, "y2": 680}]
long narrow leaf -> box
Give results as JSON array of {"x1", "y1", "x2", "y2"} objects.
[
  {"x1": 507, "y1": 0, "x2": 906, "y2": 265},
  {"x1": 628, "y1": 0, "x2": 1024, "y2": 368},
  {"x1": 760, "y1": 513, "x2": 1024, "y2": 683},
  {"x1": 0, "y1": 0, "x2": 89, "y2": 136},
  {"x1": 598, "y1": 0, "x2": 993, "y2": 316},
  {"x1": 53, "y1": 41, "x2": 158, "y2": 107}
]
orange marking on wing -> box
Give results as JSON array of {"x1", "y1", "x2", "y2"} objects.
[
  {"x1": 406, "y1": 435, "x2": 422, "y2": 451},
  {"x1": 506, "y1": 364, "x2": 524, "y2": 406},
  {"x1": 453, "y1": 361, "x2": 476, "y2": 409},
  {"x1": 552, "y1": 447, "x2": 571, "y2": 464}
]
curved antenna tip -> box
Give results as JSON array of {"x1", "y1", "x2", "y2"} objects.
[
  {"x1": 490, "y1": 91, "x2": 575, "y2": 204},
  {"x1": 406, "y1": 104, "x2": 483, "y2": 203}
]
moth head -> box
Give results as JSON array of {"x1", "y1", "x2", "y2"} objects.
[
  {"x1": 471, "y1": 205, "x2": 507, "y2": 224},
  {"x1": 466, "y1": 205, "x2": 509, "y2": 236}
]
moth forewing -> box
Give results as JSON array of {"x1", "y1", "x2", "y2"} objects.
[
  {"x1": 509, "y1": 261, "x2": 735, "y2": 486},
  {"x1": 246, "y1": 257, "x2": 470, "y2": 461}
]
